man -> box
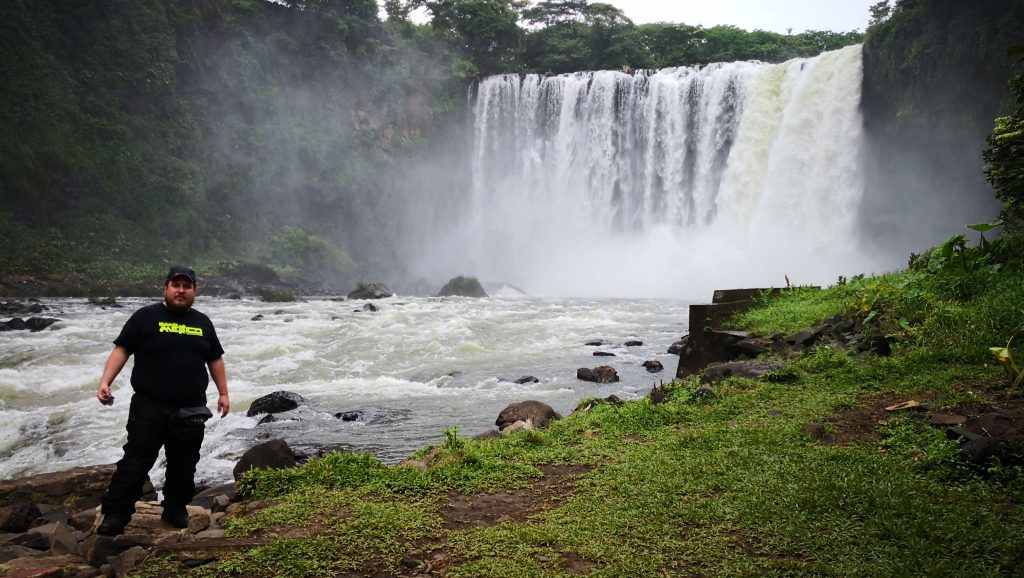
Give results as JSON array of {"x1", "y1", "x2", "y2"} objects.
[{"x1": 95, "y1": 266, "x2": 229, "y2": 536}]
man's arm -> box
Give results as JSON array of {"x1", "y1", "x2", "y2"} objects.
[
  {"x1": 208, "y1": 357, "x2": 229, "y2": 417},
  {"x1": 97, "y1": 345, "x2": 130, "y2": 405}
]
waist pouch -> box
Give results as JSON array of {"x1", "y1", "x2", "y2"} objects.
[{"x1": 172, "y1": 405, "x2": 213, "y2": 427}]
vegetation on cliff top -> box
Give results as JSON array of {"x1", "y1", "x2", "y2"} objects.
[
  {"x1": 1, "y1": 0, "x2": 867, "y2": 292},
  {"x1": 129, "y1": 231, "x2": 1024, "y2": 577}
]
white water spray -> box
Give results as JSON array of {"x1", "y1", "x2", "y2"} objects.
[{"x1": 420, "y1": 45, "x2": 891, "y2": 298}]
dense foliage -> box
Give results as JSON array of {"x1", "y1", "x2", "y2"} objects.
[
  {"x1": 859, "y1": 0, "x2": 1024, "y2": 247},
  {"x1": 414, "y1": 0, "x2": 864, "y2": 75},
  {"x1": 984, "y1": 47, "x2": 1024, "y2": 228},
  {"x1": 0, "y1": 0, "x2": 463, "y2": 285}
]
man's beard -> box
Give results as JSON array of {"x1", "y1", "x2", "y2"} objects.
[{"x1": 165, "y1": 295, "x2": 193, "y2": 311}]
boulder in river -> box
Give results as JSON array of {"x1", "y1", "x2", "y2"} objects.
[
  {"x1": 495, "y1": 400, "x2": 561, "y2": 431},
  {"x1": 233, "y1": 439, "x2": 298, "y2": 481},
  {"x1": 436, "y1": 276, "x2": 488, "y2": 297},
  {"x1": 0, "y1": 317, "x2": 60, "y2": 332},
  {"x1": 348, "y1": 282, "x2": 393, "y2": 300},
  {"x1": 642, "y1": 360, "x2": 664, "y2": 373},
  {"x1": 246, "y1": 391, "x2": 306, "y2": 417},
  {"x1": 577, "y1": 365, "x2": 619, "y2": 384}
]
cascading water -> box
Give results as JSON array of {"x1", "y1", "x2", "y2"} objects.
[{"x1": 421, "y1": 44, "x2": 890, "y2": 298}]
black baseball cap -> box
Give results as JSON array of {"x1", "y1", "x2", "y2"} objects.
[{"x1": 165, "y1": 265, "x2": 197, "y2": 285}]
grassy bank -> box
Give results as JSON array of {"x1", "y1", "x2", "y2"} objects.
[{"x1": 135, "y1": 233, "x2": 1024, "y2": 577}]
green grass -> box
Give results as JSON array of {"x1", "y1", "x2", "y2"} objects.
[{"x1": 133, "y1": 237, "x2": 1024, "y2": 578}]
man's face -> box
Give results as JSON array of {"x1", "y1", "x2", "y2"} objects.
[{"x1": 164, "y1": 276, "x2": 196, "y2": 311}]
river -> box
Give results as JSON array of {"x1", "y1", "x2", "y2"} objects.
[{"x1": 0, "y1": 294, "x2": 689, "y2": 489}]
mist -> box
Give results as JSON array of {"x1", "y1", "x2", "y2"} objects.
[{"x1": 398, "y1": 45, "x2": 911, "y2": 299}]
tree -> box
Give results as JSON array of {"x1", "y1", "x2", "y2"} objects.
[
  {"x1": 984, "y1": 47, "x2": 1024, "y2": 228},
  {"x1": 416, "y1": 0, "x2": 525, "y2": 75},
  {"x1": 520, "y1": 0, "x2": 647, "y2": 72},
  {"x1": 636, "y1": 23, "x2": 705, "y2": 68},
  {"x1": 869, "y1": 1, "x2": 892, "y2": 26}
]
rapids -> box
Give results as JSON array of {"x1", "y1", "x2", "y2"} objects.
[{"x1": 0, "y1": 296, "x2": 688, "y2": 486}]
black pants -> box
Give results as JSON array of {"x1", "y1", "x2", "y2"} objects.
[{"x1": 101, "y1": 393, "x2": 205, "y2": 517}]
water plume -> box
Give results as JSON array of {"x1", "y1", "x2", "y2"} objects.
[{"x1": 414, "y1": 45, "x2": 891, "y2": 298}]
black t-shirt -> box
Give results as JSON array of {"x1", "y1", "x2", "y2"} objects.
[{"x1": 114, "y1": 303, "x2": 225, "y2": 407}]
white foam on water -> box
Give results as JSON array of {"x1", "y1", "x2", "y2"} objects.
[
  {"x1": 411, "y1": 45, "x2": 900, "y2": 299},
  {"x1": 1, "y1": 296, "x2": 689, "y2": 481}
]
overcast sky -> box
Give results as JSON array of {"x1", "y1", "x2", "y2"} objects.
[
  {"x1": 399, "y1": 1, "x2": 878, "y2": 34},
  {"x1": 604, "y1": 0, "x2": 876, "y2": 33}
]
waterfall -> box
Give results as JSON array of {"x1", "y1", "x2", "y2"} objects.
[{"x1": 421, "y1": 45, "x2": 889, "y2": 298}]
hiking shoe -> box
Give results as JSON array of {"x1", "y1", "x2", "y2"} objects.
[
  {"x1": 97, "y1": 514, "x2": 130, "y2": 536},
  {"x1": 161, "y1": 508, "x2": 190, "y2": 529}
]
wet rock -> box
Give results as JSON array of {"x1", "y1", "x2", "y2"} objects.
[
  {"x1": 250, "y1": 314, "x2": 264, "y2": 321},
  {"x1": 667, "y1": 338, "x2": 686, "y2": 355},
  {"x1": 731, "y1": 337, "x2": 771, "y2": 357},
  {"x1": 189, "y1": 484, "x2": 236, "y2": 512},
  {"x1": 513, "y1": 376, "x2": 539, "y2": 384},
  {"x1": 623, "y1": 340, "x2": 643, "y2": 347},
  {"x1": 642, "y1": 360, "x2": 664, "y2": 373},
  {"x1": 0, "y1": 465, "x2": 154, "y2": 513},
  {"x1": 257, "y1": 414, "x2": 276, "y2": 425},
  {"x1": 24, "y1": 521, "x2": 77, "y2": 555},
  {"x1": 786, "y1": 330, "x2": 817, "y2": 347},
  {"x1": 495, "y1": 401, "x2": 561, "y2": 431},
  {"x1": 335, "y1": 412, "x2": 359, "y2": 421},
  {"x1": 88, "y1": 297, "x2": 121, "y2": 308},
  {"x1": 233, "y1": 440, "x2": 298, "y2": 481},
  {"x1": 0, "y1": 543, "x2": 44, "y2": 563},
  {"x1": 676, "y1": 330, "x2": 750, "y2": 378},
  {"x1": 0, "y1": 554, "x2": 94, "y2": 577},
  {"x1": 593, "y1": 351, "x2": 616, "y2": 357},
  {"x1": 360, "y1": 303, "x2": 378, "y2": 313},
  {"x1": 246, "y1": 391, "x2": 305, "y2": 417},
  {"x1": 436, "y1": 276, "x2": 487, "y2": 298},
  {"x1": 702, "y1": 361, "x2": 784, "y2": 384},
  {"x1": 576, "y1": 366, "x2": 619, "y2": 384},
  {"x1": 946, "y1": 427, "x2": 1001, "y2": 464},
  {"x1": 9, "y1": 317, "x2": 58, "y2": 333},
  {"x1": 585, "y1": 340, "x2": 606, "y2": 346},
  {"x1": 82, "y1": 533, "x2": 154, "y2": 568},
  {"x1": 8, "y1": 531, "x2": 49, "y2": 551},
  {"x1": 964, "y1": 413, "x2": 1015, "y2": 439},
  {"x1": 25, "y1": 318, "x2": 61, "y2": 332},
  {"x1": 0, "y1": 503, "x2": 42, "y2": 533},
  {"x1": 111, "y1": 546, "x2": 148, "y2": 577},
  {"x1": 347, "y1": 283, "x2": 393, "y2": 300},
  {"x1": 1, "y1": 300, "x2": 46, "y2": 316},
  {"x1": 29, "y1": 505, "x2": 69, "y2": 530}
]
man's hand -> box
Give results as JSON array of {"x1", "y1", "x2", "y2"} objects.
[
  {"x1": 97, "y1": 346, "x2": 129, "y2": 406},
  {"x1": 218, "y1": 393, "x2": 230, "y2": 417},
  {"x1": 97, "y1": 383, "x2": 115, "y2": 405}
]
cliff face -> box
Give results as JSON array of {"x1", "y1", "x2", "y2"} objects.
[{"x1": 859, "y1": 0, "x2": 1024, "y2": 251}]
